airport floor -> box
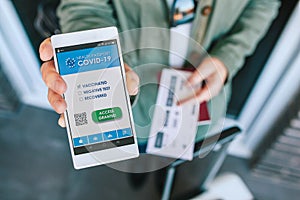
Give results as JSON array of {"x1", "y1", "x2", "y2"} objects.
[{"x1": 0, "y1": 105, "x2": 299, "y2": 200}]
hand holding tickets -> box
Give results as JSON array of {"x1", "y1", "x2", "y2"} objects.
[{"x1": 146, "y1": 69, "x2": 210, "y2": 160}]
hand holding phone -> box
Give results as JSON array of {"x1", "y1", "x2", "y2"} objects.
[
  {"x1": 40, "y1": 39, "x2": 139, "y2": 127},
  {"x1": 41, "y1": 27, "x2": 139, "y2": 169}
]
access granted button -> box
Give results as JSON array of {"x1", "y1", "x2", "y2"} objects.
[{"x1": 92, "y1": 107, "x2": 122, "y2": 123}]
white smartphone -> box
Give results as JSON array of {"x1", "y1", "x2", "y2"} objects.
[{"x1": 51, "y1": 27, "x2": 139, "y2": 169}]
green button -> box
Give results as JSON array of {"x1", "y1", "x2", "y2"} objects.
[{"x1": 92, "y1": 107, "x2": 122, "y2": 123}]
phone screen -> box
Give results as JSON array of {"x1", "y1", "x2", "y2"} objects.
[{"x1": 55, "y1": 39, "x2": 135, "y2": 155}]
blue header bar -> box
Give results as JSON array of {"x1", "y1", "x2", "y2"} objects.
[{"x1": 56, "y1": 44, "x2": 120, "y2": 76}]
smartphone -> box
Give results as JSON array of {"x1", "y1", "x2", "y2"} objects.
[{"x1": 51, "y1": 27, "x2": 139, "y2": 169}]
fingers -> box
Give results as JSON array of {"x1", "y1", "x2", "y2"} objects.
[
  {"x1": 177, "y1": 84, "x2": 211, "y2": 105},
  {"x1": 186, "y1": 57, "x2": 228, "y2": 86},
  {"x1": 58, "y1": 114, "x2": 66, "y2": 128},
  {"x1": 41, "y1": 60, "x2": 67, "y2": 94},
  {"x1": 40, "y1": 38, "x2": 67, "y2": 121},
  {"x1": 124, "y1": 63, "x2": 139, "y2": 95},
  {"x1": 210, "y1": 57, "x2": 228, "y2": 84},
  {"x1": 124, "y1": 63, "x2": 131, "y2": 72},
  {"x1": 186, "y1": 59, "x2": 215, "y2": 86},
  {"x1": 126, "y1": 70, "x2": 140, "y2": 95},
  {"x1": 47, "y1": 88, "x2": 67, "y2": 114},
  {"x1": 39, "y1": 38, "x2": 53, "y2": 61},
  {"x1": 177, "y1": 73, "x2": 222, "y2": 105},
  {"x1": 179, "y1": 57, "x2": 228, "y2": 105}
]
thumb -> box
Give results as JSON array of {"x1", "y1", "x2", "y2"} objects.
[{"x1": 58, "y1": 114, "x2": 66, "y2": 128}]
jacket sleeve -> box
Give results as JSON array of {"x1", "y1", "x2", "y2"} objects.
[
  {"x1": 209, "y1": 0, "x2": 281, "y2": 82},
  {"x1": 57, "y1": 0, "x2": 117, "y2": 33}
]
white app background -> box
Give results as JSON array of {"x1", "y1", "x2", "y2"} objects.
[{"x1": 63, "y1": 66, "x2": 131, "y2": 139}]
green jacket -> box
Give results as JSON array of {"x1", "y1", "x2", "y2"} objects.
[{"x1": 57, "y1": 0, "x2": 280, "y2": 144}]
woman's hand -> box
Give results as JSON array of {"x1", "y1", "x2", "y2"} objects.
[{"x1": 177, "y1": 57, "x2": 228, "y2": 105}]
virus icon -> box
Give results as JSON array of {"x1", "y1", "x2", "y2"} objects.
[{"x1": 65, "y1": 58, "x2": 76, "y2": 68}]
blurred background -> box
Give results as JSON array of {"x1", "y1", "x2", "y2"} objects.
[{"x1": 0, "y1": 0, "x2": 299, "y2": 199}]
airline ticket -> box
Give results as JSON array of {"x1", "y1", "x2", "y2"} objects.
[{"x1": 146, "y1": 69, "x2": 204, "y2": 160}]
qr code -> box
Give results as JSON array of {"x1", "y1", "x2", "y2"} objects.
[{"x1": 74, "y1": 112, "x2": 88, "y2": 126}]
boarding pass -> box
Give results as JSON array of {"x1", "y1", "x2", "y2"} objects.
[{"x1": 146, "y1": 69, "x2": 201, "y2": 160}]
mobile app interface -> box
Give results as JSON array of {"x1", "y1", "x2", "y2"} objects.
[{"x1": 55, "y1": 40, "x2": 134, "y2": 155}]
